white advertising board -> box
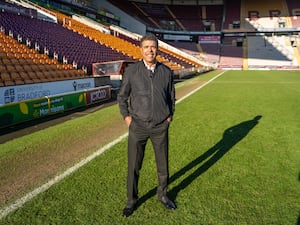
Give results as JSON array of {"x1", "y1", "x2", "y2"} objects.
[{"x1": 0, "y1": 78, "x2": 95, "y2": 105}]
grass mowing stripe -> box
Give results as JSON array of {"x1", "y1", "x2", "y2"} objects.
[
  {"x1": 1, "y1": 70, "x2": 299, "y2": 224},
  {"x1": 176, "y1": 71, "x2": 225, "y2": 104},
  {"x1": 0, "y1": 71, "x2": 224, "y2": 220}
]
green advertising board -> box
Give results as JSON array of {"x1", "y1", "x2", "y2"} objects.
[
  {"x1": 0, "y1": 90, "x2": 92, "y2": 128},
  {"x1": 0, "y1": 97, "x2": 49, "y2": 128},
  {"x1": 49, "y1": 92, "x2": 86, "y2": 114}
]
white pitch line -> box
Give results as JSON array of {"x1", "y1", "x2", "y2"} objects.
[
  {"x1": 0, "y1": 133, "x2": 128, "y2": 219},
  {"x1": 176, "y1": 71, "x2": 225, "y2": 104},
  {"x1": 0, "y1": 70, "x2": 225, "y2": 220}
]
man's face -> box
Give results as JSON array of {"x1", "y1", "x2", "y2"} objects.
[{"x1": 140, "y1": 40, "x2": 157, "y2": 65}]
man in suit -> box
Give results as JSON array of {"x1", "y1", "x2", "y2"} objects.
[{"x1": 117, "y1": 33, "x2": 176, "y2": 217}]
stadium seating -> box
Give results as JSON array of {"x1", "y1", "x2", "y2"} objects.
[
  {"x1": 69, "y1": 15, "x2": 203, "y2": 69},
  {"x1": 219, "y1": 45, "x2": 243, "y2": 69},
  {"x1": 0, "y1": 10, "x2": 133, "y2": 75},
  {"x1": 134, "y1": 2, "x2": 174, "y2": 30},
  {"x1": 59, "y1": 9, "x2": 204, "y2": 69},
  {"x1": 205, "y1": 5, "x2": 223, "y2": 31},
  {"x1": 0, "y1": 31, "x2": 85, "y2": 86},
  {"x1": 167, "y1": 5, "x2": 203, "y2": 31},
  {"x1": 166, "y1": 41, "x2": 200, "y2": 57},
  {"x1": 286, "y1": 0, "x2": 300, "y2": 28},
  {"x1": 197, "y1": 43, "x2": 220, "y2": 65},
  {"x1": 107, "y1": 0, "x2": 156, "y2": 28},
  {"x1": 0, "y1": 6, "x2": 201, "y2": 87},
  {"x1": 247, "y1": 36, "x2": 298, "y2": 69},
  {"x1": 1, "y1": 0, "x2": 300, "y2": 89},
  {"x1": 115, "y1": 30, "x2": 201, "y2": 69},
  {"x1": 244, "y1": 0, "x2": 289, "y2": 30},
  {"x1": 223, "y1": 0, "x2": 241, "y2": 30}
]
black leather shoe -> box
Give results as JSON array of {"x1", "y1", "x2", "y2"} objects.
[
  {"x1": 159, "y1": 196, "x2": 176, "y2": 210},
  {"x1": 122, "y1": 205, "x2": 135, "y2": 217}
]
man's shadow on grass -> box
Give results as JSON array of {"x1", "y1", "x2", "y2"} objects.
[{"x1": 137, "y1": 115, "x2": 262, "y2": 207}]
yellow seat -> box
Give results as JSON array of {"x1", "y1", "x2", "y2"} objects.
[
  {"x1": 15, "y1": 64, "x2": 24, "y2": 72},
  {"x1": 24, "y1": 79, "x2": 34, "y2": 84},
  {"x1": 1, "y1": 72, "x2": 15, "y2": 86},
  {"x1": 6, "y1": 65, "x2": 16, "y2": 73},
  {"x1": 2, "y1": 58, "x2": 11, "y2": 65},
  {"x1": 0, "y1": 65, "x2": 6, "y2": 73},
  {"x1": 23, "y1": 64, "x2": 33, "y2": 72},
  {"x1": 11, "y1": 72, "x2": 25, "y2": 85}
]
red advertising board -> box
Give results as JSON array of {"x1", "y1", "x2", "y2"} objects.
[
  {"x1": 198, "y1": 36, "x2": 221, "y2": 43},
  {"x1": 85, "y1": 86, "x2": 111, "y2": 105}
]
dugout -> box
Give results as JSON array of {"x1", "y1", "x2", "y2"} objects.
[{"x1": 92, "y1": 60, "x2": 135, "y2": 88}]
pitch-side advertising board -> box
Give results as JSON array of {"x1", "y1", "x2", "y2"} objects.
[{"x1": 0, "y1": 78, "x2": 95, "y2": 105}]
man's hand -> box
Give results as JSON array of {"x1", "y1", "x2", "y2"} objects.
[
  {"x1": 167, "y1": 117, "x2": 172, "y2": 123},
  {"x1": 124, "y1": 116, "x2": 132, "y2": 127}
]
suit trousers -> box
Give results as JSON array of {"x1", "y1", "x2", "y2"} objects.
[{"x1": 126, "y1": 118, "x2": 170, "y2": 206}]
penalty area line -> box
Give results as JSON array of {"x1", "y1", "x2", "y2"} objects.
[{"x1": 0, "y1": 70, "x2": 224, "y2": 220}]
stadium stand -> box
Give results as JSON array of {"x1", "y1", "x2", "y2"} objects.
[
  {"x1": 133, "y1": 2, "x2": 174, "y2": 30},
  {"x1": 244, "y1": 0, "x2": 290, "y2": 30},
  {"x1": 108, "y1": 1, "x2": 223, "y2": 32},
  {"x1": 166, "y1": 41, "x2": 200, "y2": 58},
  {"x1": 286, "y1": 0, "x2": 300, "y2": 28},
  {"x1": 1, "y1": 0, "x2": 300, "y2": 89},
  {"x1": 218, "y1": 37, "x2": 243, "y2": 69},
  {"x1": 67, "y1": 14, "x2": 202, "y2": 70},
  {"x1": 167, "y1": 5, "x2": 203, "y2": 31},
  {"x1": 42, "y1": 0, "x2": 300, "y2": 70},
  {"x1": 223, "y1": 0, "x2": 241, "y2": 30},
  {"x1": 0, "y1": 0, "x2": 207, "y2": 87},
  {"x1": 205, "y1": 4, "x2": 223, "y2": 31},
  {"x1": 238, "y1": 0, "x2": 300, "y2": 69},
  {"x1": 42, "y1": 4, "x2": 204, "y2": 69},
  {"x1": 247, "y1": 35, "x2": 298, "y2": 69},
  {"x1": 199, "y1": 43, "x2": 220, "y2": 65},
  {"x1": 62, "y1": 16, "x2": 196, "y2": 70},
  {"x1": 0, "y1": 10, "x2": 133, "y2": 75},
  {"x1": 0, "y1": 31, "x2": 85, "y2": 86},
  {"x1": 2, "y1": 0, "x2": 300, "y2": 133},
  {"x1": 107, "y1": 0, "x2": 159, "y2": 29}
]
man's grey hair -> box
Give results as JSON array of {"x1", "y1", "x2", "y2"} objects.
[{"x1": 140, "y1": 33, "x2": 158, "y2": 48}]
